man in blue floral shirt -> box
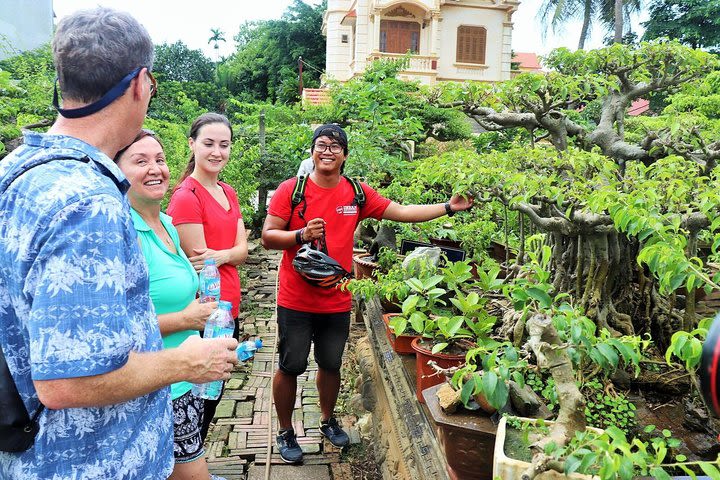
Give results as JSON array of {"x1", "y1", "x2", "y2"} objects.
[{"x1": 0, "y1": 8, "x2": 238, "y2": 479}]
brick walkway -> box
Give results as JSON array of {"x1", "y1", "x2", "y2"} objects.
[{"x1": 205, "y1": 242, "x2": 352, "y2": 480}]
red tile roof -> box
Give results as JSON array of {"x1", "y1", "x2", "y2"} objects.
[
  {"x1": 341, "y1": 9, "x2": 356, "y2": 26},
  {"x1": 301, "y1": 88, "x2": 331, "y2": 106},
  {"x1": 512, "y1": 52, "x2": 542, "y2": 71},
  {"x1": 628, "y1": 98, "x2": 650, "y2": 116}
]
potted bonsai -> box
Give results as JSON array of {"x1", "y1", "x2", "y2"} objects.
[{"x1": 447, "y1": 243, "x2": 718, "y2": 479}]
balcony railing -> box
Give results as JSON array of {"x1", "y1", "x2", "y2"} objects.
[{"x1": 368, "y1": 52, "x2": 439, "y2": 74}]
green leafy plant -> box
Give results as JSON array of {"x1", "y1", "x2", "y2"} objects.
[
  {"x1": 393, "y1": 274, "x2": 448, "y2": 341},
  {"x1": 582, "y1": 379, "x2": 637, "y2": 433},
  {"x1": 665, "y1": 317, "x2": 711, "y2": 371}
]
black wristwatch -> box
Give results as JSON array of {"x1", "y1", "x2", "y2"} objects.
[{"x1": 444, "y1": 202, "x2": 455, "y2": 217}]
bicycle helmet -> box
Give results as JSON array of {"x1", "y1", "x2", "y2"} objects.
[
  {"x1": 701, "y1": 312, "x2": 720, "y2": 415},
  {"x1": 293, "y1": 241, "x2": 352, "y2": 288}
]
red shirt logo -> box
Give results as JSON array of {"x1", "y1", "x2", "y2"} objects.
[{"x1": 336, "y1": 205, "x2": 358, "y2": 216}]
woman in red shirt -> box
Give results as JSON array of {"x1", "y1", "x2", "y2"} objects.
[{"x1": 168, "y1": 112, "x2": 248, "y2": 440}]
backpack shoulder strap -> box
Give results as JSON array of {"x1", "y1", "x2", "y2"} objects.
[
  {"x1": 289, "y1": 175, "x2": 310, "y2": 221},
  {"x1": 291, "y1": 175, "x2": 309, "y2": 207},
  {"x1": 0, "y1": 153, "x2": 90, "y2": 195},
  {"x1": 344, "y1": 175, "x2": 366, "y2": 208}
]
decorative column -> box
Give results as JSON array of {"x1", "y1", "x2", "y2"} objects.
[
  {"x1": 373, "y1": 11, "x2": 382, "y2": 53},
  {"x1": 429, "y1": 12, "x2": 440, "y2": 56},
  {"x1": 501, "y1": 9, "x2": 516, "y2": 80}
]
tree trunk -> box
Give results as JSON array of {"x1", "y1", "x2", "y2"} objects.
[
  {"x1": 521, "y1": 314, "x2": 586, "y2": 480},
  {"x1": 578, "y1": 0, "x2": 593, "y2": 50},
  {"x1": 614, "y1": 0, "x2": 623, "y2": 43},
  {"x1": 254, "y1": 187, "x2": 268, "y2": 232}
]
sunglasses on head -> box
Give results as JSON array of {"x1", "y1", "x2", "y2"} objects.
[{"x1": 53, "y1": 66, "x2": 157, "y2": 119}]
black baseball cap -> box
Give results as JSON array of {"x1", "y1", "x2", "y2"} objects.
[{"x1": 311, "y1": 124, "x2": 348, "y2": 148}]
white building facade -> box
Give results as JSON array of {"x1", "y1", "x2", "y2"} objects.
[{"x1": 323, "y1": 0, "x2": 520, "y2": 85}]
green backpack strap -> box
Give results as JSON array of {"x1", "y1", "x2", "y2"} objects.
[
  {"x1": 344, "y1": 175, "x2": 366, "y2": 208},
  {"x1": 288, "y1": 175, "x2": 365, "y2": 222},
  {"x1": 290, "y1": 175, "x2": 309, "y2": 220}
]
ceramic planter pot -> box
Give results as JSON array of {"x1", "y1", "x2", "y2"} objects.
[
  {"x1": 353, "y1": 253, "x2": 379, "y2": 280},
  {"x1": 379, "y1": 297, "x2": 402, "y2": 313},
  {"x1": 411, "y1": 337, "x2": 465, "y2": 403},
  {"x1": 493, "y1": 416, "x2": 601, "y2": 479},
  {"x1": 423, "y1": 383, "x2": 497, "y2": 480},
  {"x1": 382, "y1": 313, "x2": 419, "y2": 355}
]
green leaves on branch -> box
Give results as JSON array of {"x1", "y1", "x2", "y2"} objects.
[{"x1": 665, "y1": 318, "x2": 711, "y2": 371}]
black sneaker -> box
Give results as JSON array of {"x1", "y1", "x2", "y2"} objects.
[
  {"x1": 319, "y1": 417, "x2": 350, "y2": 447},
  {"x1": 276, "y1": 428, "x2": 303, "y2": 464}
]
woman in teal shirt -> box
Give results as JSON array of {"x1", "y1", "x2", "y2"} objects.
[{"x1": 115, "y1": 129, "x2": 221, "y2": 480}]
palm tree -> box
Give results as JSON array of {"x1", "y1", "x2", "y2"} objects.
[
  {"x1": 208, "y1": 28, "x2": 226, "y2": 61},
  {"x1": 614, "y1": 0, "x2": 624, "y2": 42},
  {"x1": 538, "y1": 0, "x2": 642, "y2": 48},
  {"x1": 538, "y1": 0, "x2": 584, "y2": 48},
  {"x1": 599, "y1": 0, "x2": 642, "y2": 44}
]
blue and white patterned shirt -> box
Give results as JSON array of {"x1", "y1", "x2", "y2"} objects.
[{"x1": 0, "y1": 132, "x2": 173, "y2": 479}]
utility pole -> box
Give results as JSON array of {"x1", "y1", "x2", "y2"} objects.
[
  {"x1": 298, "y1": 56, "x2": 304, "y2": 97},
  {"x1": 256, "y1": 110, "x2": 268, "y2": 231}
]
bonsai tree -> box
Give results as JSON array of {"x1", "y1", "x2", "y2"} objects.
[
  {"x1": 435, "y1": 41, "x2": 720, "y2": 350},
  {"x1": 450, "y1": 238, "x2": 719, "y2": 478}
]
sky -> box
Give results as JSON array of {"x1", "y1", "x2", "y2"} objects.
[{"x1": 52, "y1": 0, "x2": 649, "y2": 59}]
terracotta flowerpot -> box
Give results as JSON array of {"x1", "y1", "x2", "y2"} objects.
[
  {"x1": 382, "y1": 313, "x2": 419, "y2": 355},
  {"x1": 379, "y1": 297, "x2": 402, "y2": 313},
  {"x1": 411, "y1": 337, "x2": 465, "y2": 403},
  {"x1": 474, "y1": 391, "x2": 497, "y2": 415},
  {"x1": 353, "y1": 253, "x2": 379, "y2": 280},
  {"x1": 423, "y1": 383, "x2": 497, "y2": 480},
  {"x1": 493, "y1": 416, "x2": 602, "y2": 479}
]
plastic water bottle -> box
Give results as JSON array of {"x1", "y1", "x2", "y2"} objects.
[
  {"x1": 236, "y1": 339, "x2": 263, "y2": 361},
  {"x1": 192, "y1": 300, "x2": 234, "y2": 400},
  {"x1": 199, "y1": 259, "x2": 220, "y2": 303}
]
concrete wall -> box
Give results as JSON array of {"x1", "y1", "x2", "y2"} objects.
[
  {"x1": 435, "y1": 5, "x2": 509, "y2": 82},
  {"x1": 0, "y1": 0, "x2": 53, "y2": 60},
  {"x1": 326, "y1": 0, "x2": 354, "y2": 81}
]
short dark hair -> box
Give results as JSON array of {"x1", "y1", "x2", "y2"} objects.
[{"x1": 53, "y1": 7, "x2": 154, "y2": 103}]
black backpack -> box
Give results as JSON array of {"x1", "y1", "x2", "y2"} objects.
[
  {"x1": 0, "y1": 344, "x2": 43, "y2": 452},
  {"x1": 289, "y1": 174, "x2": 366, "y2": 221}
]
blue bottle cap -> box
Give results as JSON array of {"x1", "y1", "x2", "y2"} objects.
[
  {"x1": 218, "y1": 300, "x2": 232, "y2": 310},
  {"x1": 204, "y1": 258, "x2": 216, "y2": 265},
  {"x1": 254, "y1": 339, "x2": 263, "y2": 348}
]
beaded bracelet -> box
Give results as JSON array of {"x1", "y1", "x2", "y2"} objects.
[{"x1": 296, "y1": 228, "x2": 305, "y2": 245}]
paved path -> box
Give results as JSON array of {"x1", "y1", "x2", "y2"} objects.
[{"x1": 205, "y1": 243, "x2": 350, "y2": 480}]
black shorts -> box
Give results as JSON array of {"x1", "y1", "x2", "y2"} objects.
[
  {"x1": 172, "y1": 391, "x2": 205, "y2": 463},
  {"x1": 277, "y1": 306, "x2": 351, "y2": 375}
]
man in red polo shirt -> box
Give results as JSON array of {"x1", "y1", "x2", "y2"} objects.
[{"x1": 262, "y1": 124, "x2": 472, "y2": 464}]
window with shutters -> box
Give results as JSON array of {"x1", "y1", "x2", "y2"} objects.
[{"x1": 456, "y1": 26, "x2": 487, "y2": 64}]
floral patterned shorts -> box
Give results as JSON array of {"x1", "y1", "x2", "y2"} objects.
[{"x1": 173, "y1": 391, "x2": 206, "y2": 463}]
